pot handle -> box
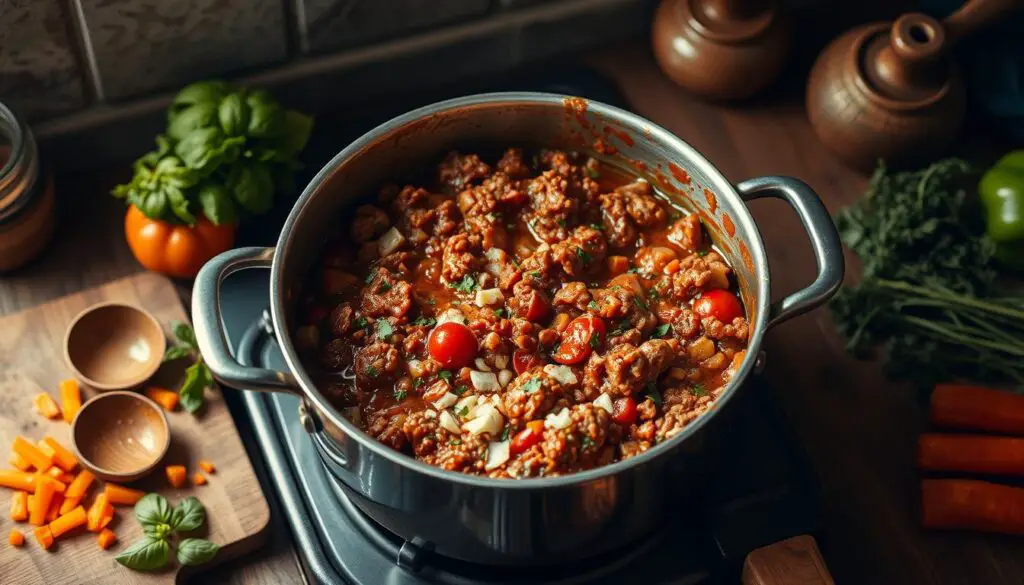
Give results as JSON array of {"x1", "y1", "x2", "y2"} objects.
[
  {"x1": 736, "y1": 176, "x2": 844, "y2": 329},
  {"x1": 192, "y1": 246, "x2": 300, "y2": 395}
]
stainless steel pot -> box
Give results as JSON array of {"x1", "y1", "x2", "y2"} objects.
[{"x1": 192, "y1": 92, "x2": 843, "y2": 565}]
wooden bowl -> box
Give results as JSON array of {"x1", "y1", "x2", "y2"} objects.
[
  {"x1": 64, "y1": 302, "x2": 166, "y2": 391},
  {"x1": 71, "y1": 391, "x2": 170, "y2": 482}
]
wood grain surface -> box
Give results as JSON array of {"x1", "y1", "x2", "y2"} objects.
[
  {"x1": 742, "y1": 535, "x2": 836, "y2": 585},
  {"x1": 0, "y1": 273, "x2": 269, "y2": 584}
]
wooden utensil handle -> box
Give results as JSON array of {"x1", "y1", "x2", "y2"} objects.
[
  {"x1": 742, "y1": 535, "x2": 836, "y2": 585},
  {"x1": 944, "y1": 0, "x2": 1021, "y2": 45}
]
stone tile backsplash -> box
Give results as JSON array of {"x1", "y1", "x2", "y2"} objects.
[
  {"x1": 77, "y1": 0, "x2": 288, "y2": 100},
  {"x1": 0, "y1": 0, "x2": 87, "y2": 122}
]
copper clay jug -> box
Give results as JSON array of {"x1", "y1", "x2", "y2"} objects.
[
  {"x1": 806, "y1": 0, "x2": 1018, "y2": 170},
  {"x1": 652, "y1": 0, "x2": 792, "y2": 101}
]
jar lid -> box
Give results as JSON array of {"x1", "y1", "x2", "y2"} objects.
[{"x1": 0, "y1": 101, "x2": 42, "y2": 227}]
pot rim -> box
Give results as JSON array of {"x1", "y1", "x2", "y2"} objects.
[{"x1": 271, "y1": 92, "x2": 772, "y2": 489}]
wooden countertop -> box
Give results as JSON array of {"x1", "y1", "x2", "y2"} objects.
[{"x1": 5, "y1": 41, "x2": 1021, "y2": 585}]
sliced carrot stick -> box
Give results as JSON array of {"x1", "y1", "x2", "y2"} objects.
[
  {"x1": 8, "y1": 529, "x2": 24, "y2": 547},
  {"x1": 33, "y1": 526, "x2": 54, "y2": 550},
  {"x1": 60, "y1": 496, "x2": 80, "y2": 516},
  {"x1": 97, "y1": 528, "x2": 117, "y2": 550},
  {"x1": 922, "y1": 479, "x2": 1024, "y2": 535},
  {"x1": 46, "y1": 493, "x2": 63, "y2": 523},
  {"x1": 86, "y1": 493, "x2": 109, "y2": 532},
  {"x1": 99, "y1": 505, "x2": 114, "y2": 530},
  {"x1": 65, "y1": 470, "x2": 94, "y2": 499},
  {"x1": 0, "y1": 470, "x2": 36, "y2": 492},
  {"x1": 59, "y1": 379, "x2": 82, "y2": 424},
  {"x1": 12, "y1": 436, "x2": 53, "y2": 471},
  {"x1": 145, "y1": 387, "x2": 180, "y2": 412},
  {"x1": 192, "y1": 472, "x2": 207, "y2": 486},
  {"x1": 606, "y1": 255, "x2": 629, "y2": 276},
  {"x1": 10, "y1": 491, "x2": 28, "y2": 522},
  {"x1": 919, "y1": 434, "x2": 1024, "y2": 476},
  {"x1": 198, "y1": 460, "x2": 216, "y2": 474},
  {"x1": 29, "y1": 476, "x2": 56, "y2": 526},
  {"x1": 49, "y1": 505, "x2": 86, "y2": 539},
  {"x1": 165, "y1": 465, "x2": 187, "y2": 488},
  {"x1": 39, "y1": 437, "x2": 78, "y2": 472},
  {"x1": 32, "y1": 472, "x2": 64, "y2": 494},
  {"x1": 33, "y1": 393, "x2": 61, "y2": 420},
  {"x1": 931, "y1": 384, "x2": 1024, "y2": 435},
  {"x1": 45, "y1": 466, "x2": 73, "y2": 484},
  {"x1": 104, "y1": 483, "x2": 144, "y2": 506},
  {"x1": 8, "y1": 450, "x2": 31, "y2": 471}
]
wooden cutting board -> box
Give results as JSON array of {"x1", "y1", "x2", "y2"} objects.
[{"x1": 0, "y1": 273, "x2": 269, "y2": 584}]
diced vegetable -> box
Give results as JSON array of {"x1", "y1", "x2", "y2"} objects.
[
  {"x1": 484, "y1": 440, "x2": 510, "y2": 471},
  {"x1": 29, "y1": 476, "x2": 57, "y2": 526},
  {"x1": 65, "y1": 470, "x2": 94, "y2": 499},
  {"x1": 930, "y1": 384, "x2": 1024, "y2": 435},
  {"x1": 8, "y1": 529, "x2": 24, "y2": 547},
  {"x1": 59, "y1": 379, "x2": 82, "y2": 423},
  {"x1": 166, "y1": 465, "x2": 187, "y2": 488},
  {"x1": 545, "y1": 408, "x2": 572, "y2": 430},
  {"x1": 552, "y1": 316, "x2": 605, "y2": 365},
  {"x1": 510, "y1": 421, "x2": 544, "y2": 455},
  {"x1": 543, "y1": 364, "x2": 578, "y2": 386},
  {"x1": 433, "y1": 392, "x2": 459, "y2": 410},
  {"x1": 438, "y1": 410, "x2": 462, "y2": 434},
  {"x1": 49, "y1": 505, "x2": 86, "y2": 538},
  {"x1": 33, "y1": 526, "x2": 54, "y2": 550},
  {"x1": 513, "y1": 350, "x2": 542, "y2": 376},
  {"x1": 33, "y1": 394, "x2": 61, "y2": 420},
  {"x1": 436, "y1": 308, "x2": 466, "y2": 325},
  {"x1": 12, "y1": 436, "x2": 53, "y2": 471},
  {"x1": 198, "y1": 460, "x2": 216, "y2": 474},
  {"x1": 0, "y1": 471, "x2": 36, "y2": 492},
  {"x1": 10, "y1": 491, "x2": 28, "y2": 521},
  {"x1": 193, "y1": 472, "x2": 207, "y2": 486},
  {"x1": 46, "y1": 493, "x2": 63, "y2": 523},
  {"x1": 474, "y1": 358, "x2": 492, "y2": 372},
  {"x1": 474, "y1": 288, "x2": 504, "y2": 307},
  {"x1": 593, "y1": 393, "x2": 613, "y2": 414},
  {"x1": 97, "y1": 528, "x2": 117, "y2": 550},
  {"x1": 378, "y1": 227, "x2": 406, "y2": 257},
  {"x1": 470, "y1": 370, "x2": 500, "y2": 393},
  {"x1": 606, "y1": 255, "x2": 629, "y2": 276},
  {"x1": 922, "y1": 479, "x2": 1024, "y2": 535},
  {"x1": 611, "y1": 397, "x2": 637, "y2": 425},
  {"x1": 104, "y1": 483, "x2": 144, "y2": 506},
  {"x1": 145, "y1": 387, "x2": 180, "y2": 412},
  {"x1": 39, "y1": 437, "x2": 78, "y2": 472},
  {"x1": 463, "y1": 404, "x2": 503, "y2": 437},
  {"x1": 497, "y1": 369, "x2": 514, "y2": 388},
  {"x1": 8, "y1": 451, "x2": 31, "y2": 471},
  {"x1": 693, "y1": 289, "x2": 743, "y2": 323},
  {"x1": 493, "y1": 354, "x2": 509, "y2": 370},
  {"x1": 86, "y1": 493, "x2": 113, "y2": 532}
]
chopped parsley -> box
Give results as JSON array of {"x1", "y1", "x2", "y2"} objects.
[
  {"x1": 653, "y1": 323, "x2": 671, "y2": 338},
  {"x1": 438, "y1": 370, "x2": 453, "y2": 382},
  {"x1": 500, "y1": 427, "x2": 511, "y2": 441},
  {"x1": 589, "y1": 332, "x2": 601, "y2": 350},
  {"x1": 413, "y1": 378, "x2": 424, "y2": 389},
  {"x1": 522, "y1": 378, "x2": 542, "y2": 393},
  {"x1": 697, "y1": 250, "x2": 708, "y2": 257},
  {"x1": 632, "y1": 296, "x2": 648, "y2": 311},
  {"x1": 354, "y1": 316, "x2": 369, "y2": 329},
  {"x1": 585, "y1": 166, "x2": 600, "y2": 179},
  {"x1": 691, "y1": 383, "x2": 708, "y2": 397},
  {"x1": 393, "y1": 389, "x2": 408, "y2": 401},
  {"x1": 493, "y1": 307, "x2": 506, "y2": 318},
  {"x1": 364, "y1": 272, "x2": 376, "y2": 284},
  {"x1": 587, "y1": 300, "x2": 600, "y2": 311},
  {"x1": 581, "y1": 436, "x2": 596, "y2": 449},
  {"x1": 611, "y1": 319, "x2": 631, "y2": 336},
  {"x1": 376, "y1": 320, "x2": 394, "y2": 339},
  {"x1": 647, "y1": 288, "x2": 660, "y2": 301},
  {"x1": 455, "y1": 406, "x2": 470, "y2": 417},
  {"x1": 450, "y1": 274, "x2": 477, "y2": 294},
  {"x1": 529, "y1": 271, "x2": 542, "y2": 279},
  {"x1": 376, "y1": 281, "x2": 392, "y2": 293},
  {"x1": 575, "y1": 247, "x2": 591, "y2": 265},
  {"x1": 450, "y1": 438, "x2": 462, "y2": 446},
  {"x1": 365, "y1": 365, "x2": 379, "y2": 378},
  {"x1": 644, "y1": 382, "x2": 662, "y2": 406},
  {"x1": 557, "y1": 218, "x2": 568, "y2": 228},
  {"x1": 412, "y1": 316, "x2": 436, "y2": 327},
  {"x1": 453, "y1": 384, "x2": 469, "y2": 396},
  {"x1": 589, "y1": 223, "x2": 603, "y2": 231}
]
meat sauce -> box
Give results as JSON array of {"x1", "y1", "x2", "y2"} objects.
[{"x1": 296, "y1": 149, "x2": 750, "y2": 478}]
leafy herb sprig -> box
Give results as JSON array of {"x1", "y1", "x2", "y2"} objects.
[
  {"x1": 116, "y1": 494, "x2": 219, "y2": 571},
  {"x1": 164, "y1": 321, "x2": 214, "y2": 413}
]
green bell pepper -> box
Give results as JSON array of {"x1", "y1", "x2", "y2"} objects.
[{"x1": 979, "y1": 151, "x2": 1024, "y2": 269}]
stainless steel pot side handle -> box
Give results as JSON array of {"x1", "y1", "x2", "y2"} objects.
[
  {"x1": 192, "y1": 246, "x2": 301, "y2": 395},
  {"x1": 736, "y1": 176, "x2": 844, "y2": 329}
]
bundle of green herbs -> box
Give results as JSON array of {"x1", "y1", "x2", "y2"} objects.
[
  {"x1": 829, "y1": 159, "x2": 1024, "y2": 389},
  {"x1": 112, "y1": 81, "x2": 313, "y2": 226}
]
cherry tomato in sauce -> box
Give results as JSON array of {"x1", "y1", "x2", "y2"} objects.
[
  {"x1": 427, "y1": 322, "x2": 478, "y2": 369},
  {"x1": 693, "y1": 289, "x2": 743, "y2": 323},
  {"x1": 524, "y1": 292, "x2": 551, "y2": 322},
  {"x1": 513, "y1": 350, "x2": 543, "y2": 375},
  {"x1": 510, "y1": 421, "x2": 545, "y2": 455},
  {"x1": 611, "y1": 397, "x2": 637, "y2": 425},
  {"x1": 552, "y1": 315, "x2": 606, "y2": 365}
]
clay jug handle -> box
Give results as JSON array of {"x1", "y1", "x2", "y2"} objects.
[{"x1": 943, "y1": 0, "x2": 1021, "y2": 45}]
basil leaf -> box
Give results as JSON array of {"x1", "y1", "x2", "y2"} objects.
[
  {"x1": 218, "y1": 92, "x2": 250, "y2": 137},
  {"x1": 246, "y1": 97, "x2": 284, "y2": 138},
  {"x1": 168, "y1": 102, "x2": 218, "y2": 141},
  {"x1": 163, "y1": 345, "x2": 192, "y2": 362},
  {"x1": 169, "y1": 496, "x2": 206, "y2": 532},
  {"x1": 198, "y1": 183, "x2": 237, "y2": 226},
  {"x1": 230, "y1": 163, "x2": 274, "y2": 214},
  {"x1": 171, "y1": 321, "x2": 198, "y2": 348},
  {"x1": 280, "y1": 110, "x2": 314, "y2": 157},
  {"x1": 135, "y1": 493, "x2": 173, "y2": 527},
  {"x1": 115, "y1": 536, "x2": 171, "y2": 571},
  {"x1": 175, "y1": 127, "x2": 223, "y2": 170},
  {"x1": 165, "y1": 185, "x2": 197, "y2": 226},
  {"x1": 140, "y1": 188, "x2": 168, "y2": 220},
  {"x1": 177, "y1": 538, "x2": 220, "y2": 566},
  {"x1": 171, "y1": 81, "x2": 231, "y2": 112},
  {"x1": 143, "y1": 522, "x2": 172, "y2": 540},
  {"x1": 179, "y1": 362, "x2": 207, "y2": 414}
]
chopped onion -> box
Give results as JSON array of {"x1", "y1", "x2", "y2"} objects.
[
  {"x1": 484, "y1": 263, "x2": 502, "y2": 277},
  {"x1": 593, "y1": 393, "x2": 613, "y2": 414},
  {"x1": 474, "y1": 358, "x2": 492, "y2": 372},
  {"x1": 463, "y1": 404, "x2": 503, "y2": 436},
  {"x1": 470, "y1": 370, "x2": 500, "y2": 393},
  {"x1": 377, "y1": 227, "x2": 406, "y2": 256},
  {"x1": 433, "y1": 392, "x2": 459, "y2": 410},
  {"x1": 439, "y1": 410, "x2": 462, "y2": 434},
  {"x1": 455, "y1": 395, "x2": 478, "y2": 416},
  {"x1": 498, "y1": 369, "x2": 514, "y2": 388},
  {"x1": 485, "y1": 248, "x2": 505, "y2": 262},
  {"x1": 544, "y1": 364, "x2": 578, "y2": 386},
  {"x1": 475, "y1": 288, "x2": 504, "y2": 307},
  {"x1": 485, "y1": 440, "x2": 511, "y2": 471},
  {"x1": 437, "y1": 308, "x2": 466, "y2": 325},
  {"x1": 407, "y1": 359, "x2": 427, "y2": 378},
  {"x1": 423, "y1": 409, "x2": 437, "y2": 419},
  {"x1": 545, "y1": 407, "x2": 572, "y2": 430},
  {"x1": 493, "y1": 354, "x2": 509, "y2": 370}
]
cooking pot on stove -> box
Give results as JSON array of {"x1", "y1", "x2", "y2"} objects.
[{"x1": 191, "y1": 93, "x2": 843, "y2": 566}]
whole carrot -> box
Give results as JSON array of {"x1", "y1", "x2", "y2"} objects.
[
  {"x1": 922, "y1": 479, "x2": 1024, "y2": 535},
  {"x1": 919, "y1": 434, "x2": 1024, "y2": 476},
  {"x1": 931, "y1": 384, "x2": 1024, "y2": 435}
]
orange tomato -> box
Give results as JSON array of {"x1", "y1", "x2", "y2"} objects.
[{"x1": 124, "y1": 205, "x2": 236, "y2": 278}]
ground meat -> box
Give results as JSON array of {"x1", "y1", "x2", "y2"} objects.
[
  {"x1": 656, "y1": 401, "x2": 714, "y2": 442},
  {"x1": 465, "y1": 215, "x2": 509, "y2": 250},
  {"x1": 591, "y1": 274, "x2": 657, "y2": 335},
  {"x1": 599, "y1": 190, "x2": 638, "y2": 247},
  {"x1": 319, "y1": 338, "x2": 349, "y2": 371},
  {"x1": 549, "y1": 225, "x2": 607, "y2": 278},
  {"x1": 393, "y1": 185, "x2": 430, "y2": 213},
  {"x1": 440, "y1": 233, "x2": 480, "y2": 284},
  {"x1": 354, "y1": 342, "x2": 400, "y2": 387},
  {"x1": 667, "y1": 214, "x2": 704, "y2": 251},
  {"x1": 553, "y1": 282, "x2": 592, "y2": 312},
  {"x1": 496, "y1": 148, "x2": 532, "y2": 179},
  {"x1": 402, "y1": 411, "x2": 439, "y2": 457},
  {"x1": 503, "y1": 368, "x2": 569, "y2": 426},
  {"x1": 378, "y1": 251, "x2": 417, "y2": 277},
  {"x1": 617, "y1": 180, "x2": 666, "y2": 227},
  {"x1": 351, "y1": 205, "x2": 389, "y2": 243},
  {"x1": 582, "y1": 338, "x2": 680, "y2": 398},
  {"x1": 599, "y1": 180, "x2": 667, "y2": 247},
  {"x1": 427, "y1": 433, "x2": 489, "y2": 472},
  {"x1": 438, "y1": 151, "x2": 491, "y2": 191},
  {"x1": 536, "y1": 403, "x2": 611, "y2": 471},
  {"x1": 701, "y1": 315, "x2": 750, "y2": 342},
  {"x1": 361, "y1": 268, "x2": 413, "y2": 318},
  {"x1": 525, "y1": 170, "x2": 576, "y2": 243},
  {"x1": 660, "y1": 251, "x2": 732, "y2": 302},
  {"x1": 507, "y1": 280, "x2": 551, "y2": 324},
  {"x1": 634, "y1": 246, "x2": 678, "y2": 276},
  {"x1": 367, "y1": 411, "x2": 408, "y2": 451},
  {"x1": 511, "y1": 318, "x2": 539, "y2": 351}
]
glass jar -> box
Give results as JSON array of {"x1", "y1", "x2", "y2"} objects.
[{"x1": 0, "y1": 100, "x2": 54, "y2": 272}]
